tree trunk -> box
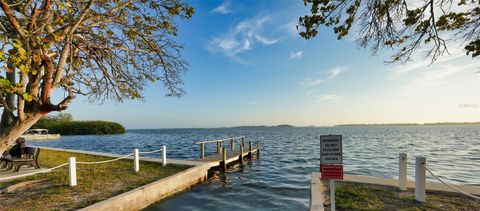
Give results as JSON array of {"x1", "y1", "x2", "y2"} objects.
[
  {"x1": 0, "y1": 113, "x2": 45, "y2": 155},
  {"x1": 1, "y1": 67, "x2": 16, "y2": 129}
]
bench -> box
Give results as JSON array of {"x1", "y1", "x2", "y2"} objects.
[{"x1": 2, "y1": 147, "x2": 41, "y2": 172}]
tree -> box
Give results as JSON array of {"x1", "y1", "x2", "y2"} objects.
[
  {"x1": 0, "y1": 0, "x2": 194, "y2": 154},
  {"x1": 299, "y1": 0, "x2": 480, "y2": 63}
]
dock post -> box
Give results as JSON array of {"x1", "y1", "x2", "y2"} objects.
[
  {"x1": 415, "y1": 156, "x2": 426, "y2": 202},
  {"x1": 240, "y1": 144, "x2": 244, "y2": 165},
  {"x1": 249, "y1": 141, "x2": 253, "y2": 159},
  {"x1": 241, "y1": 137, "x2": 245, "y2": 147},
  {"x1": 256, "y1": 141, "x2": 260, "y2": 158},
  {"x1": 222, "y1": 147, "x2": 227, "y2": 171},
  {"x1": 200, "y1": 143, "x2": 205, "y2": 159},
  {"x1": 162, "y1": 145, "x2": 167, "y2": 166},
  {"x1": 68, "y1": 157, "x2": 77, "y2": 187},
  {"x1": 134, "y1": 148, "x2": 140, "y2": 173},
  {"x1": 399, "y1": 153, "x2": 407, "y2": 191},
  {"x1": 217, "y1": 142, "x2": 220, "y2": 154},
  {"x1": 230, "y1": 138, "x2": 234, "y2": 151}
]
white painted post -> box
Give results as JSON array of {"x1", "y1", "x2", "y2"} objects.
[
  {"x1": 134, "y1": 148, "x2": 139, "y2": 173},
  {"x1": 415, "y1": 156, "x2": 426, "y2": 202},
  {"x1": 399, "y1": 153, "x2": 407, "y2": 191},
  {"x1": 330, "y1": 180, "x2": 336, "y2": 211},
  {"x1": 162, "y1": 145, "x2": 167, "y2": 166},
  {"x1": 68, "y1": 157, "x2": 77, "y2": 187}
]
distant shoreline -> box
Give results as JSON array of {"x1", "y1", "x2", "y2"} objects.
[{"x1": 335, "y1": 122, "x2": 480, "y2": 126}]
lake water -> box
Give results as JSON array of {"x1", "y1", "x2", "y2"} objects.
[{"x1": 29, "y1": 126, "x2": 480, "y2": 210}]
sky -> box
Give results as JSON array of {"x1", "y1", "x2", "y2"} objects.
[{"x1": 58, "y1": 0, "x2": 480, "y2": 129}]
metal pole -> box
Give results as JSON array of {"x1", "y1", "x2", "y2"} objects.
[
  {"x1": 415, "y1": 156, "x2": 426, "y2": 202},
  {"x1": 162, "y1": 145, "x2": 167, "y2": 166},
  {"x1": 399, "y1": 153, "x2": 407, "y2": 191},
  {"x1": 134, "y1": 148, "x2": 140, "y2": 173},
  {"x1": 330, "y1": 180, "x2": 335, "y2": 211},
  {"x1": 68, "y1": 157, "x2": 77, "y2": 187}
]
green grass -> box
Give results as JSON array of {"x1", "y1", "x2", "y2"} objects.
[
  {"x1": 0, "y1": 149, "x2": 189, "y2": 210},
  {"x1": 335, "y1": 182, "x2": 480, "y2": 210}
]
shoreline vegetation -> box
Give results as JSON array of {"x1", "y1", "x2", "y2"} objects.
[
  {"x1": 0, "y1": 149, "x2": 188, "y2": 210},
  {"x1": 32, "y1": 113, "x2": 125, "y2": 135}
]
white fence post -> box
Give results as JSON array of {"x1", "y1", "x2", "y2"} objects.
[
  {"x1": 134, "y1": 148, "x2": 140, "y2": 173},
  {"x1": 415, "y1": 156, "x2": 426, "y2": 202},
  {"x1": 68, "y1": 157, "x2": 77, "y2": 187},
  {"x1": 162, "y1": 145, "x2": 167, "y2": 166},
  {"x1": 399, "y1": 153, "x2": 407, "y2": 191}
]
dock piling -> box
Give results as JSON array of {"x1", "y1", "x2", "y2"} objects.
[
  {"x1": 257, "y1": 141, "x2": 260, "y2": 158},
  {"x1": 200, "y1": 143, "x2": 205, "y2": 159},
  {"x1": 216, "y1": 142, "x2": 220, "y2": 154},
  {"x1": 241, "y1": 137, "x2": 245, "y2": 147},
  {"x1": 222, "y1": 147, "x2": 227, "y2": 171},
  {"x1": 240, "y1": 144, "x2": 244, "y2": 165},
  {"x1": 249, "y1": 141, "x2": 253, "y2": 159},
  {"x1": 230, "y1": 138, "x2": 234, "y2": 151}
]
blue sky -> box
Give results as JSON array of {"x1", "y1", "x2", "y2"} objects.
[{"x1": 59, "y1": 0, "x2": 480, "y2": 129}]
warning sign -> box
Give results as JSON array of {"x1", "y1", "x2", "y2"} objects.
[
  {"x1": 321, "y1": 164, "x2": 343, "y2": 180},
  {"x1": 320, "y1": 135, "x2": 342, "y2": 164}
]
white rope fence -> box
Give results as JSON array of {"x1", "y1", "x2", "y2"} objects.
[
  {"x1": 0, "y1": 162, "x2": 69, "y2": 182},
  {"x1": 76, "y1": 153, "x2": 134, "y2": 165},
  {"x1": 425, "y1": 166, "x2": 480, "y2": 200},
  {"x1": 398, "y1": 154, "x2": 480, "y2": 203},
  {"x1": 1, "y1": 145, "x2": 168, "y2": 186}
]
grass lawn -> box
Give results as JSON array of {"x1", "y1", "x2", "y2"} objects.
[
  {"x1": 333, "y1": 182, "x2": 480, "y2": 210},
  {"x1": 0, "y1": 149, "x2": 189, "y2": 210}
]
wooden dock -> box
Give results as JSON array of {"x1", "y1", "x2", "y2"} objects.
[{"x1": 194, "y1": 136, "x2": 260, "y2": 170}]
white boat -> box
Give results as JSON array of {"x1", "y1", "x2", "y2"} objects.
[{"x1": 21, "y1": 129, "x2": 61, "y2": 141}]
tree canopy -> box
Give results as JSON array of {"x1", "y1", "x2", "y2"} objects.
[
  {"x1": 299, "y1": 0, "x2": 480, "y2": 63},
  {"x1": 0, "y1": 0, "x2": 194, "y2": 153}
]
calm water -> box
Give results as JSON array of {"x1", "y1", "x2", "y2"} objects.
[{"x1": 29, "y1": 126, "x2": 480, "y2": 210}]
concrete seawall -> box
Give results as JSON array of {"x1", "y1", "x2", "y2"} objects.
[
  {"x1": 80, "y1": 164, "x2": 210, "y2": 211},
  {"x1": 34, "y1": 147, "x2": 239, "y2": 210}
]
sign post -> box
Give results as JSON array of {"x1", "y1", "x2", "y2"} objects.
[{"x1": 320, "y1": 135, "x2": 343, "y2": 211}]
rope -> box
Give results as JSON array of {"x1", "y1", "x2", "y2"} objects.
[
  {"x1": 139, "y1": 149, "x2": 163, "y2": 154},
  {"x1": 424, "y1": 165, "x2": 480, "y2": 200},
  {"x1": 76, "y1": 153, "x2": 133, "y2": 165},
  {"x1": 0, "y1": 162, "x2": 68, "y2": 182}
]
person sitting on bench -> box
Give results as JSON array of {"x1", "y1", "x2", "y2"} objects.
[{"x1": 1, "y1": 137, "x2": 27, "y2": 162}]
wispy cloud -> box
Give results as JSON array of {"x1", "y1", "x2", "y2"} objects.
[
  {"x1": 289, "y1": 51, "x2": 303, "y2": 60},
  {"x1": 208, "y1": 15, "x2": 280, "y2": 62},
  {"x1": 280, "y1": 21, "x2": 299, "y2": 37},
  {"x1": 401, "y1": 62, "x2": 477, "y2": 92},
  {"x1": 300, "y1": 78, "x2": 324, "y2": 87},
  {"x1": 300, "y1": 66, "x2": 349, "y2": 88},
  {"x1": 316, "y1": 94, "x2": 342, "y2": 102},
  {"x1": 212, "y1": 0, "x2": 232, "y2": 14},
  {"x1": 329, "y1": 67, "x2": 347, "y2": 78}
]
